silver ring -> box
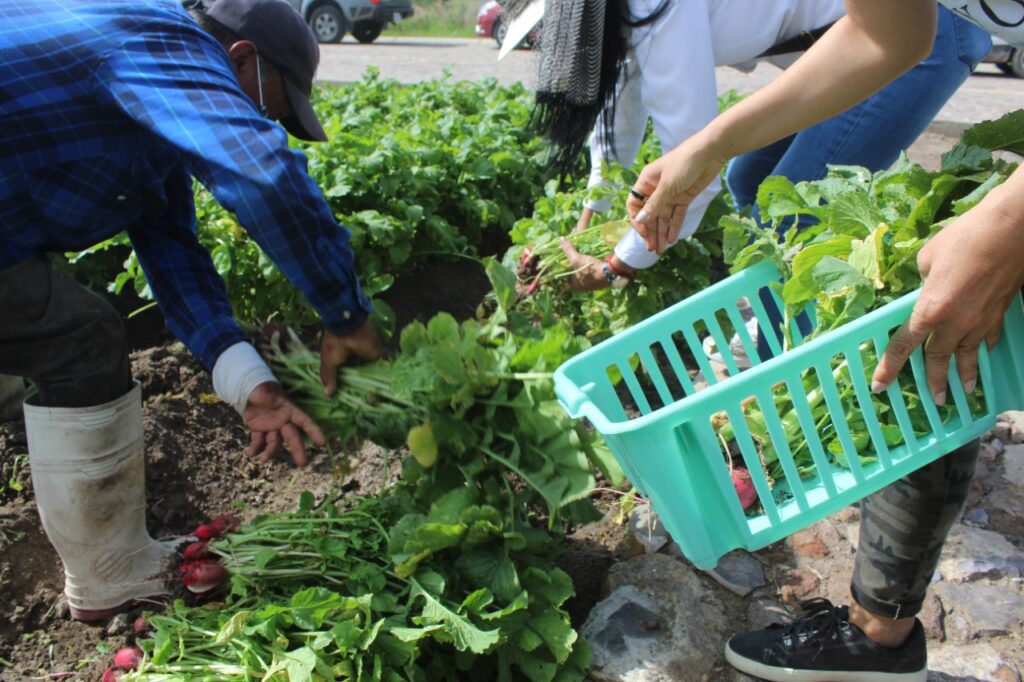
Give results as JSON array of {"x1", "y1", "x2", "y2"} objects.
[{"x1": 629, "y1": 188, "x2": 647, "y2": 201}]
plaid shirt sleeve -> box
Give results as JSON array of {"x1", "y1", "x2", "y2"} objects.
[{"x1": 91, "y1": 23, "x2": 371, "y2": 369}]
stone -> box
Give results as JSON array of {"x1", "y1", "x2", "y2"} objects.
[
  {"x1": 1012, "y1": 426, "x2": 1024, "y2": 444},
  {"x1": 627, "y1": 505, "x2": 670, "y2": 554},
  {"x1": 936, "y1": 524, "x2": 1024, "y2": 582},
  {"x1": 991, "y1": 438, "x2": 1007, "y2": 455},
  {"x1": 788, "y1": 528, "x2": 829, "y2": 559},
  {"x1": 704, "y1": 551, "x2": 765, "y2": 597},
  {"x1": 778, "y1": 567, "x2": 820, "y2": 605},
  {"x1": 928, "y1": 642, "x2": 1021, "y2": 681},
  {"x1": 832, "y1": 505, "x2": 860, "y2": 524},
  {"x1": 106, "y1": 612, "x2": 130, "y2": 636},
  {"x1": 1003, "y1": 445, "x2": 1024, "y2": 488},
  {"x1": 932, "y1": 582, "x2": 1024, "y2": 641},
  {"x1": 584, "y1": 554, "x2": 730, "y2": 682},
  {"x1": 962, "y1": 507, "x2": 989, "y2": 526},
  {"x1": 744, "y1": 599, "x2": 790, "y2": 631},
  {"x1": 994, "y1": 423, "x2": 1014, "y2": 444}
]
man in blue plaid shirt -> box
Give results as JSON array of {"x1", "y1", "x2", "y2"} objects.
[{"x1": 0, "y1": 0, "x2": 385, "y2": 620}]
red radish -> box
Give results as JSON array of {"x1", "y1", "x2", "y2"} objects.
[
  {"x1": 519, "y1": 246, "x2": 534, "y2": 267},
  {"x1": 211, "y1": 514, "x2": 240, "y2": 534},
  {"x1": 182, "y1": 541, "x2": 209, "y2": 561},
  {"x1": 132, "y1": 616, "x2": 150, "y2": 635},
  {"x1": 113, "y1": 645, "x2": 143, "y2": 670},
  {"x1": 731, "y1": 467, "x2": 758, "y2": 510},
  {"x1": 182, "y1": 559, "x2": 228, "y2": 594},
  {"x1": 177, "y1": 559, "x2": 195, "y2": 575},
  {"x1": 193, "y1": 523, "x2": 218, "y2": 541},
  {"x1": 101, "y1": 668, "x2": 124, "y2": 682}
]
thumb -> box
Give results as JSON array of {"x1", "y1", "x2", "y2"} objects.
[
  {"x1": 319, "y1": 339, "x2": 347, "y2": 397},
  {"x1": 559, "y1": 236, "x2": 583, "y2": 263}
]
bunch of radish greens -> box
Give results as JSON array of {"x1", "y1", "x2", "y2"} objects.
[
  {"x1": 715, "y1": 111, "x2": 1022, "y2": 510},
  {"x1": 125, "y1": 260, "x2": 618, "y2": 681},
  {"x1": 125, "y1": 493, "x2": 588, "y2": 681}
]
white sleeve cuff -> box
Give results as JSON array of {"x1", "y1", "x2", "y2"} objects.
[{"x1": 212, "y1": 342, "x2": 278, "y2": 415}]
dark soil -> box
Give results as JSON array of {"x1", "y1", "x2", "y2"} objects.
[{"x1": 0, "y1": 255, "x2": 629, "y2": 680}]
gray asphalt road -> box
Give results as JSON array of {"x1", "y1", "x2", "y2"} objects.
[{"x1": 316, "y1": 36, "x2": 1024, "y2": 128}]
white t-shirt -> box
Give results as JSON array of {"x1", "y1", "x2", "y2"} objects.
[
  {"x1": 939, "y1": 0, "x2": 1024, "y2": 46},
  {"x1": 589, "y1": 0, "x2": 845, "y2": 269}
]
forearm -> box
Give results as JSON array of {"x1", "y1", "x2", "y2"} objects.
[{"x1": 699, "y1": 0, "x2": 936, "y2": 162}]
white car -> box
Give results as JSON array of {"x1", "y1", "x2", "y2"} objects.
[{"x1": 983, "y1": 36, "x2": 1024, "y2": 77}]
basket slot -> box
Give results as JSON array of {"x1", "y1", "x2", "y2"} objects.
[
  {"x1": 657, "y1": 336, "x2": 697, "y2": 397},
  {"x1": 723, "y1": 405, "x2": 782, "y2": 525},
  {"x1": 757, "y1": 391, "x2": 810, "y2": 512},
  {"x1": 909, "y1": 351, "x2": 947, "y2": 438},
  {"x1": 844, "y1": 344, "x2": 893, "y2": 469},
  {"x1": 815, "y1": 360, "x2": 868, "y2": 484},
  {"x1": 874, "y1": 336, "x2": 920, "y2": 457},
  {"x1": 698, "y1": 418, "x2": 752, "y2": 535},
  {"x1": 682, "y1": 326, "x2": 720, "y2": 387},
  {"x1": 946, "y1": 356, "x2": 974, "y2": 429},
  {"x1": 748, "y1": 289, "x2": 783, "y2": 358},
  {"x1": 639, "y1": 345, "x2": 676, "y2": 408},
  {"x1": 784, "y1": 372, "x2": 838, "y2": 498},
  {"x1": 724, "y1": 303, "x2": 761, "y2": 369},
  {"x1": 618, "y1": 355, "x2": 654, "y2": 416},
  {"x1": 705, "y1": 315, "x2": 742, "y2": 377}
]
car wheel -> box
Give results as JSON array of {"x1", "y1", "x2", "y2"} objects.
[
  {"x1": 1011, "y1": 49, "x2": 1024, "y2": 78},
  {"x1": 492, "y1": 16, "x2": 507, "y2": 48},
  {"x1": 309, "y1": 4, "x2": 345, "y2": 44},
  {"x1": 352, "y1": 21, "x2": 384, "y2": 44}
]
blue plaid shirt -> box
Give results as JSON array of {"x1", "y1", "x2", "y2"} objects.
[{"x1": 0, "y1": 0, "x2": 371, "y2": 370}]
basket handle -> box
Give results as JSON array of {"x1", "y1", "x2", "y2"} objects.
[{"x1": 554, "y1": 372, "x2": 592, "y2": 419}]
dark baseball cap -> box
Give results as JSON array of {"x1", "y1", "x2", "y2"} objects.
[{"x1": 207, "y1": 0, "x2": 327, "y2": 141}]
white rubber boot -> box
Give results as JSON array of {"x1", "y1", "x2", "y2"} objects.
[{"x1": 24, "y1": 383, "x2": 179, "y2": 621}]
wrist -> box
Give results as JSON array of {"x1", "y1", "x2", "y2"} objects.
[
  {"x1": 604, "y1": 254, "x2": 634, "y2": 277},
  {"x1": 601, "y1": 255, "x2": 631, "y2": 289}
]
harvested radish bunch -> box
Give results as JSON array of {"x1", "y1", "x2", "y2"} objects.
[
  {"x1": 513, "y1": 219, "x2": 629, "y2": 295},
  {"x1": 113, "y1": 645, "x2": 143, "y2": 670},
  {"x1": 181, "y1": 559, "x2": 228, "y2": 594}
]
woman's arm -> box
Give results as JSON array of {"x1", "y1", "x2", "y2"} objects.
[{"x1": 627, "y1": 0, "x2": 938, "y2": 251}]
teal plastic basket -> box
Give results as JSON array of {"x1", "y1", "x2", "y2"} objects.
[{"x1": 554, "y1": 260, "x2": 1024, "y2": 569}]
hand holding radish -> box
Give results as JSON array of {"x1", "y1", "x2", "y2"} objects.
[
  {"x1": 319, "y1": 319, "x2": 387, "y2": 396},
  {"x1": 243, "y1": 381, "x2": 326, "y2": 466}
]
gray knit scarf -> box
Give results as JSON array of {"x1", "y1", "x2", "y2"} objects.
[{"x1": 504, "y1": 0, "x2": 620, "y2": 174}]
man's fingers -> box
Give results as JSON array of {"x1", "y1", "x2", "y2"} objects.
[
  {"x1": 559, "y1": 236, "x2": 583, "y2": 264},
  {"x1": 922, "y1": 330, "x2": 960, "y2": 404},
  {"x1": 293, "y1": 406, "x2": 326, "y2": 447},
  {"x1": 257, "y1": 430, "x2": 282, "y2": 462},
  {"x1": 872, "y1": 313, "x2": 933, "y2": 392},
  {"x1": 281, "y1": 422, "x2": 308, "y2": 468},
  {"x1": 667, "y1": 205, "x2": 688, "y2": 245},
  {"x1": 247, "y1": 430, "x2": 265, "y2": 459},
  {"x1": 319, "y1": 351, "x2": 344, "y2": 396}
]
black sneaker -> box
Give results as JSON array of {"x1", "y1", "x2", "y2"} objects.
[{"x1": 724, "y1": 598, "x2": 927, "y2": 682}]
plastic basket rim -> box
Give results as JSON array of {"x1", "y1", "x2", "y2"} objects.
[{"x1": 554, "y1": 282, "x2": 925, "y2": 435}]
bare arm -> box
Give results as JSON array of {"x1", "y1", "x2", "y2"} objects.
[{"x1": 626, "y1": 0, "x2": 938, "y2": 249}]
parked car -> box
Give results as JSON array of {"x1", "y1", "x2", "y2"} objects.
[
  {"x1": 285, "y1": 0, "x2": 413, "y2": 44},
  {"x1": 983, "y1": 36, "x2": 1024, "y2": 77},
  {"x1": 475, "y1": 0, "x2": 540, "y2": 50}
]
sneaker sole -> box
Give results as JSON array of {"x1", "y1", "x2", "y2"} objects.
[{"x1": 725, "y1": 642, "x2": 927, "y2": 682}]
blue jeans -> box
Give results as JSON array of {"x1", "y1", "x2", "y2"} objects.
[{"x1": 725, "y1": 6, "x2": 991, "y2": 226}]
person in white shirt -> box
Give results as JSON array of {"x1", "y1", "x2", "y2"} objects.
[
  {"x1": 623, "y1": 1, "x2": 1021, "y2": 679},
  {"x1": 540, "y1": 0, "x2": 989, "y2": 290}
]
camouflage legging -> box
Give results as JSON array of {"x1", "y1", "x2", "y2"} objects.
[{"x1": 850, "y1": 438, "x2": 979, "y2": 619}]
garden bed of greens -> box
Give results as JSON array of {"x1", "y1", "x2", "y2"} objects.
[{"x1": 1, "y1": 69, "x2": 1022, "y2": 680}]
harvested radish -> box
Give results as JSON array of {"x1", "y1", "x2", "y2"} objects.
[
  {"x1": 132, "y1": 616, "x2": 150, "y2": 635},
  {"x1": 193, "y1": 523, "x2": 218, "y2": 541},
  {"x1": 212, "y1": 514, "x2": 240, "y2": 534},
  {"x1": 113, "y1": 645, "x2": 143, "y2": 670},
  {"x1": 182, "y1": 559, "x2": 228, "y2": 594},
  {"x1": 101, "y1": 668, "x2": 124, "y2": 682},
  {"x1": 182, "y1": 541, "x2": 209, "y2": 561},
  {"x1": 731, "y1": 467, "x2": 758, "y2": 510}
]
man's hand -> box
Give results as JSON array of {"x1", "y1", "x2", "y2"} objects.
[
  {"x1": 626, "y1": 138, "x2": 724, "y2": 255},
  {"x1": 319, "y1": 318, "x2": 387, "y2": 396},
  {"x1": 872, "y1": 173, "x2": 1024, "y2": 403},
  {"x1": 243, "y1": 381, "x2": 325, "y2": 467}
]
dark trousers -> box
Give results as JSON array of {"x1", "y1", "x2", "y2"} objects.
[{"x1": 0, "y1": 257, "x2": 133, "y2": 408}]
